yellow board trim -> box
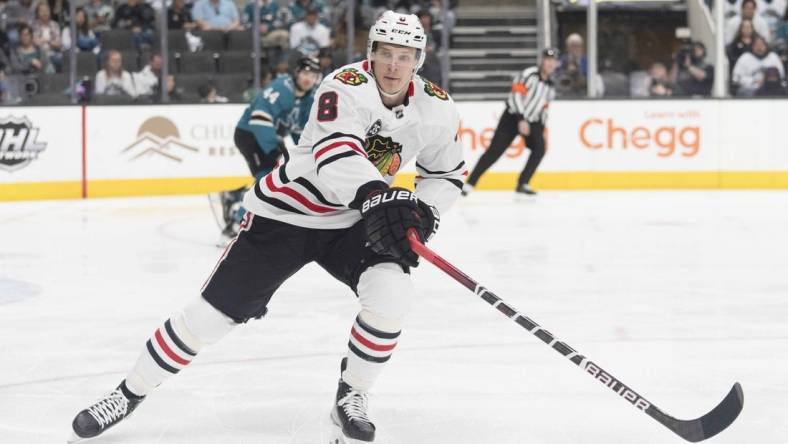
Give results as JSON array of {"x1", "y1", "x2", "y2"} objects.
[
  {"x1": 0, "y1": 181, "x2": 83, "y2": 201},
  {"x1": 3, "y1": 172, "x2": 788, "y2": 201},
  {"x1": 396, "y1": 172, "x2": 788, "y2": 190}
]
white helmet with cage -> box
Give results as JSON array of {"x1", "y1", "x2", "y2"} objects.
[{"x1": 367, "y1": 10, "x2": 427, "y2": 73}]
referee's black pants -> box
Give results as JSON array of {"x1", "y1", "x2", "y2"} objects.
[{"x1": 466, "y1": 109, "x2": 545, "y2": 188}]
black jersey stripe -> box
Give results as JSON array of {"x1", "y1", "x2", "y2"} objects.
[
  {"x1": 316, "y1": 151, "x2": 358, "y2": 173},
  {"x1": 312, "y1": 132, "x2": 365, "y2": 151},
  {"x1": 348, "y1": 342, "x2": 391, "y2": 363},
  {"x1": 416, "y1": 176, "x2": 464, "y2": 190},
  {"x1": 293, "y1": 177, "x2": 343, "y2": 207},
  {"x1": 278, "y1": 163, "x2": 289, "y2": 184},
  {"x1": 164, "y1": 319, "x2": 196, "y2": 356},
  {"x1": 443, "y1": 178, "x2": 464, "y2": 190},
  {"x1": 146, "y1": 340, "x2": 179, "y2": 374},
  {"x1": 415, "y1": 160, "x2": 465, "y2": 175},
  {"x1": 254, "y1": 182, "x2": 308, "y2": 215}
]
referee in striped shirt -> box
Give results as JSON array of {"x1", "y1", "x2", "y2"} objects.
[{"x1": 463, "y1": 48, "x2": 559, "y2": 196}]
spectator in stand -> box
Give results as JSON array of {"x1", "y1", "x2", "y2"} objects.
[
  {"x1": 133, "y1": 52, "x2": 161, "y2": 96},
  {"x1": 726, "y1": 0, "x2": 770, "y2": 44},
  {"x1": 31, "y1": 2, "x2": 61, "y2": 72},
  {"x1": 554, "y1": 33, "x2": 588, "y2": 96},
  {"x1": 156, "y1": 74, "x2": 183, "y2": 102},
  {"x1": 3, "y1": 0, "x2": 36, "y2": 45},
  {"x1": 192, "y1": 0, "x2": 243, "y2": 31},
  {"x1": 9, "y1": 24, "x2": 46, "y2": 74},
  {"x1": 112, "y1": 0, "x2": 156, "y2": 49},
  {"x1": 198, "y1": 82, "x2": 228, "y2": 102},
  {"x1": 755, "y1": 66, "x2": 788, "y2": 94},
  {"x1": 95, "y1": 49, "x2": 136, "y2": 97},
  {"x1": 416, "y1": 10, "x2": 442, "y2": 84},
  {"x1": 560, "y1": 33, "x2": 588, "y2": 76},
  {"x1": 47, "y1": 0, "x2": 70, "y2": 24},
  {"x1": 61, "y1": 7, "x2": 99, "y2": 53},
  {"x1": 732, "y1": 35, "x2": 785, "y2": 95},
  {"x1": 647, "y1": 62, "x2": 674, "y2": 96},
  {"x1": 289, "y1": 8, "x2": 328, "y2": 57},
  {"x1": 727, "y1": 18, "x2": 759, "y2": 68},
  {"x1": 84, "y1": 0, "x2": 113, "y2": 34},
  {"x1": 756, "y1": 0, "x2": 786, "y2": 35},
  {"x1": 168, "y1": 0, "x2": 196, "y2": 31},
  {"x1": 671, "y1": 40, "x2": 714, "y2": 96},
  {"x1": 244, "y1": 0, "x2": 289, "y2": 50},
  {"x1": 289, "y1": 0, "x2": 326, "y2": 26}
]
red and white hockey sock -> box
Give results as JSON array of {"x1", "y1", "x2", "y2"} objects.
[
  {"x1": 125, "y1": 296, "x2": 236, "y2": 397},
  {"x1": 342, "y1": 313, "x2": 401, "y2": 391}
]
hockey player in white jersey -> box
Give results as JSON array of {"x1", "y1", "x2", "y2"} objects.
[{"x1": 69, "y1": 10, "x2": 464, "y2": 444}]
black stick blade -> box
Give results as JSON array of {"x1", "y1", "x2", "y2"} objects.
[{"x1": 647, "y1": 382, "x2": 744, "y2": 442}]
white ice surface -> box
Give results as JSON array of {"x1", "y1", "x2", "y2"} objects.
[{"x1": 1, "y1": 191, "x2": 786, "y2": 444}]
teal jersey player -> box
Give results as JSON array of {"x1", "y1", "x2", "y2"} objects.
[
  {"x1": 213, "y1": 56, "x2": 322, "y2": 240},
  {"x1": 236, "y1": 70, "x2": 316, "y2": 163}
]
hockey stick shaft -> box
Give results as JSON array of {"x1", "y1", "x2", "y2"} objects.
[{"x1": 406, "y1": 229, "x2": 742, "y2": 442}]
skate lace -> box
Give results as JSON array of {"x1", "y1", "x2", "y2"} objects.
[
  {"x1": 87, "y1": 389, "x2": 129, "y2": 428},
  {"x1": 338, "y1": 390, "x2": 371, "y2": 425}
]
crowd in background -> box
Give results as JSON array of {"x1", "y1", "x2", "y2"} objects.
[
  {"x1": 0, "y1": 0, "x2": 455, "y2": 104},
  {"x1": 553, "y1": 0, "x2": 787, "y2": 98},
  {"x1": 3, "y1": 0, "x2": 787, "y2": 104}
]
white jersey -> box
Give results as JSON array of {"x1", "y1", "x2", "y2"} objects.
[{"x1": 243, "y1": 60, "x2": 465, "y2": 229}]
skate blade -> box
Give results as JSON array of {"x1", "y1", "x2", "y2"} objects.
[
  {"x1": 67, "y1": 431, "x2": 90, "y2": 443},
  {"x1": 329, "y1": 410, "x2": 371, "y2": 444}
]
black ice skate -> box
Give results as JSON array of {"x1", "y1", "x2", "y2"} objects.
[
  {"x1": 69, "y1": 381, "x2": 144, "y2": 442},
  {"x1": 516, "y1": 183, "x2": 537, "y2": 195},
  {"x1": 330, "y1": 358, "x2": 375, "y2": 443}
]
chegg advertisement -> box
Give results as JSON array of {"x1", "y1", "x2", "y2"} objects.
[
  {"x1": 547, "y1": 101, "x2": 720, "y2": 172},
  {"x1": 454, "y1": 101, "x2": 721, "y2": 174}
]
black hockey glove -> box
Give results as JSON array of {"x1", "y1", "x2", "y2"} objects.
[
  {"x1": 416, "y1": 200, "x2": 440, "y2": 242},
  {"x1": 360, "y1": 187, "x2": 425, "y2": 267}
]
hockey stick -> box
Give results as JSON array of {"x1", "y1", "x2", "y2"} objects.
[{"x1": 406, "y1": 229, "x2": 743, "y2": 442}]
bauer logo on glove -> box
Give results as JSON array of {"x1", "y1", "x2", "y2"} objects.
[{"x1": 361, "y1": 189, "x2": 417, "y2": 213}]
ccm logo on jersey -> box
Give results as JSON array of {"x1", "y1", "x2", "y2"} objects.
[{"x1": 361, "y1": 190, "x2": 417, "y2": 212}]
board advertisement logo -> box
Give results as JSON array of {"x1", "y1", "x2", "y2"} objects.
[{"x1": 0, "y1": 116, "x2": 47, "y2": 172}]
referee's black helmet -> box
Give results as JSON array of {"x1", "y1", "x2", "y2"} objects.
[{"x1": 541, "y1": 47, "x2": 560, "y2": 59}]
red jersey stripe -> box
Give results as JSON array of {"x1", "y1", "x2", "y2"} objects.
[
  {"x1": 314, "y1": 140, "x2": 368, "y2": 160},
  {"x1": 265, "y1": 174, "x2": 338, "y2": 214}
]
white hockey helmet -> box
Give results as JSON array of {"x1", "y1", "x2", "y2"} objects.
[{"x1": 367, "y1": 10, "x2": 427, "y2": 73}]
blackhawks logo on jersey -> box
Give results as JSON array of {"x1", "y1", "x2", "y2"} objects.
[
  {"x1": 334, "y1": 68, "x2": 368, "y2": 86},
  {"x1": 365, "y1": 135, "x2": 402, "y2": 176},
  {"x1": 423, "y1": 79, "x2": 449, "y2": 101}
]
